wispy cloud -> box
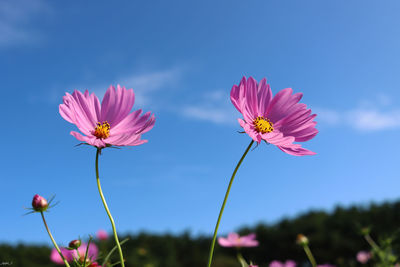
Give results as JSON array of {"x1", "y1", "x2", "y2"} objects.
[
  {"x1": 182, "y1": 92, "x2": 400, "y2": 131},
  {"x1": 315, "y1": 95, "x2": 400, "y2": 131},
  {"x1": 111, "y1": 67, "x2": 182, "y2": 107},
  {"x1": 46, "y1": 67, "x2": 183, "y2": 107},
  {"x1": 0, "y1": 0, "x2": 50, "y2": 47},
  {"x1": 349, "y1": 109, "x2": 400, "y2": 131},
  {"x1": 180, "y1": 90, "x2": 237, "y2": 125}
]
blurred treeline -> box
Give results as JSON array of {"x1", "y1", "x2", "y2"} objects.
[{"x1": 2, "y1": 200, "x2": 400, "y2": 267}]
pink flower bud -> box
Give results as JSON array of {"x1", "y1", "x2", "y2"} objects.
[
  {"x1": 32, "y1": 194, "x2": 48, "y2": 212},
  {"x1": 68, "y1": 239, "x2": 81, "y2": 249}
]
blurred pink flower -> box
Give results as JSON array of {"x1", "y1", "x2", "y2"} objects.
[
  {"x1": 60, "y1": 85, "x2": 155, "y2": 148},
  {"x1": 50, "y1": 242, "x2": 98, "y2": 264},
  {"x1": 96, "y1": 229, "x2": 109, "y2": 241},
  {"x1": 73, "y1": 242, "x2": 99, "y2": 261},
  {"x1": 218, "y1": 232, "x2": 259, "y2": 248},
  {"x1": 50, "y1": 247, "x2": 71, "y2": 265},
  {"x1": 269, "y1": 261, "x2": 284, "y2": 267},
  {"x1": 356, "y1": 251, "x2": 371, "y2": 264},
  {"x1": 269, "y1": 260, "x2": 297, "y2": 267},
  {"x1": 284, "y1": 260, "x2": 297, "y2": 267},
  {"x1": 231, "y1": 76, "x2": 317, "y2": 156},
  {"x1": 249, "y1": 265, "x2": 259, "y2": 267}
]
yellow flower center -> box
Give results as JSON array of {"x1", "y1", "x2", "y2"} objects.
[
  {"x1": 253, "y1": 116, "x2": 274, "y2": 133},
  {"x1": 93, "y1": 122, "x2": 110, "y2": 139}
]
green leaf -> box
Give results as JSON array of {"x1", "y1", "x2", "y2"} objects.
[{"x1": 101, "y1": 238, "x2": 129, "y2": 266}]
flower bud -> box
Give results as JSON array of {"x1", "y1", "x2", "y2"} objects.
[
  {"x1": 32, "y1": 194, "x2": 48, "y2": 212},
  {"x1": 361, "y1": 227, "x2": 371, "y2": 236},
  {"x1": 296, "y1": 234, "x2": 309, "y2": 246},
  {"x1": 68, "y1": 239, "x2": 81, "y2": 249}
]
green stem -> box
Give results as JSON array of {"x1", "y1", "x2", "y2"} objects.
[
  {"x1": 206, "y1": 140, "x2": 254, "y2": 267},
  {"x1": 303, "y1": 244, "x2": 317, "y2": 267},
  {"x1": 95, "y1": 148, "x2": 125, "y2": 267},
  {"x1": 364, "y1": 234, "x2": 380, "y2": 251},
  {"x1": 75, "y1": 248, "x2": 81, "y2": 260},
  {"x1": 237, "y1": 252, "x2": 249, "y2": 267},
  {"x1": 40, "y1": 212, "x2": 71, "y2": 267}
]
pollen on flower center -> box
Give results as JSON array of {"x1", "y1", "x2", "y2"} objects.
[
  {"x1": 253, "y1": 116, "x2": 274, "y2": 133},
  {"x1": 93, "y1": 122, "x2": 110, "y2": 139}
]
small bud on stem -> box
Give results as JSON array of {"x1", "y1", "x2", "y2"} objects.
[
  {"x1": 296, "y1": 234, "x2": 309, "y2": 246},
  {"x1": 68, "y1": 239, "x2": 81, "y2": 250},
  {"x1": 32, "y1": 194, "x2": 48, "y2": 212}
]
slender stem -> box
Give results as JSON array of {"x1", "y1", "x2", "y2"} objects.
[
  {"x1": 237, "y1": 252, "x2": 249, "y2": 267},
  {"x1": 75, "y1": 248, "x2": 81, "y2": 260},
  {"x1": 303, "y1": 245, "x2": 317, "y2": 267},
  {"x1": 40, "y1": 212, "x2": 71, "y2": 267},
  {"x1": 95, "y1": 148, "x2": 125, "y2": 267},
  {"x1": 364, "y1": 234, "x2": 380, "y2": 251},
  {"x1": 206, "y1": 140, "x2": 254, "y2": 267}
]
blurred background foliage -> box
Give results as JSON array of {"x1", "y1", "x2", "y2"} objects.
[{"x1": 3, "y1": 200, "x2": 400, "y2": 267}]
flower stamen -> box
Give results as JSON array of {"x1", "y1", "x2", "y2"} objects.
[
  {"x1": 93, "y1": 122, "x2": 110, "y2": 139},
  {"x1": 253, "y1": 116, "x2": 274, "y2": 133}
]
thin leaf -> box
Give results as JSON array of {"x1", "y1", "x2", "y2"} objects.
[
  {"x1": 102, "y1": 238, "x2": 129, "y2": 266},
  {"x1": 83, "y1": 236, "x2": 93, "y2": 266}
]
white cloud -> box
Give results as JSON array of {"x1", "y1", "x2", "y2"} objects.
[
  {"x1": 117, "y1": 68, "x2": 181, "y2": 107},
  {"x1": 0, "y1": 0, "x2": 50, "y2": 47},
  {"x1": 180, "y1": 90, "x2": 237, "y2": 125},
  {"x1": 55, "y1": 67, "x2": 182, "y2": 108},
  {"x1": 313, "y1": 108, "x2": 340, "y2": 125},
  {"x1": 315, "y1": 95, "x2": 400, "y2": 131},
  {"x1": 182, "y1": 106, "x2": 235, "y2": 124},
  {"x1": 349, "y1": 109, "x2": 400, "y2": 131}
]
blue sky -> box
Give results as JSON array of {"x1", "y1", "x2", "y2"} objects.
[{"x1": 2, "y1": 0, "x2": 400, "y2": 245}]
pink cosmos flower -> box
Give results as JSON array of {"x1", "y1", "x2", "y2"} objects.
[
  {"x1": 269, "y1": 261, "x2": 284, "y2": 267},
  {"x1": 59, "y1": 85, "x2": 155, "y2": 148},
  {"x1": 96, "y1": 229, "x2": 108, "y2": 241},
  {"x1": 269, "y1": 260, "x2": 297, "y2": 267},
  {"x1": 50, "y1": 242, "x2": 98, "y2": 265},
  {"x1": 283, "y1": 260, "x2": 296, "y2": 267},
  {"x1": 50, "y1": 247, "x2": 71, "y2": 265},
  {"x1": 230, "y1": 77, "x2": 317, "y2": 156},
  {"x1": 74, "y1": 242, "x2": 98, "y2": 261},
  {"x1": 356, "y1": 251, "x2": 371, "y2": 264},
  {"x1": 218, "y1": 233, "x2": 259, "y2": 248}
]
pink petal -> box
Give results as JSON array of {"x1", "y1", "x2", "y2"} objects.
[
  {"x1": 239, "y1": 120, "x2": 261, "y2": 143},
  {"x1": 50, "y1": 248, "x2": 73, "y2": 265},
  {"x1": 71, "y1": 90, "x2": 97, "y2": 132},
  {"x1": 246, "y1": 77, "x2": 259, "y2": 116},
  {"x1": 218, "y1": 237, "x2": 234, "y2": 247},
  {"x1": 258, "y1": 78, "x2": 272, "y2": 116},
  {"x1": 111, "y1": 109, "x2": 143, "y2": 134},
  {"x1": 100, "y1": 85, "x2": 117, "y2": 125},
  {"x1": 105, "y1": 85, "x2": 135, "y2": 126},
  {"x1": 267, "y1": 89, "x2": 303, "y2": 123},
  {"x1": 231, "y1": 84, "x2": 241, "y2": 112},
  {"x1": 60, "y1": 93, "x2": 93, "y2": 135},
  {"x1": 227, "y1": 232, "x2": 240, "y2": 241},
  {"x1": 277, "y1": 144, "x2": 316, "y2": 156}
]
